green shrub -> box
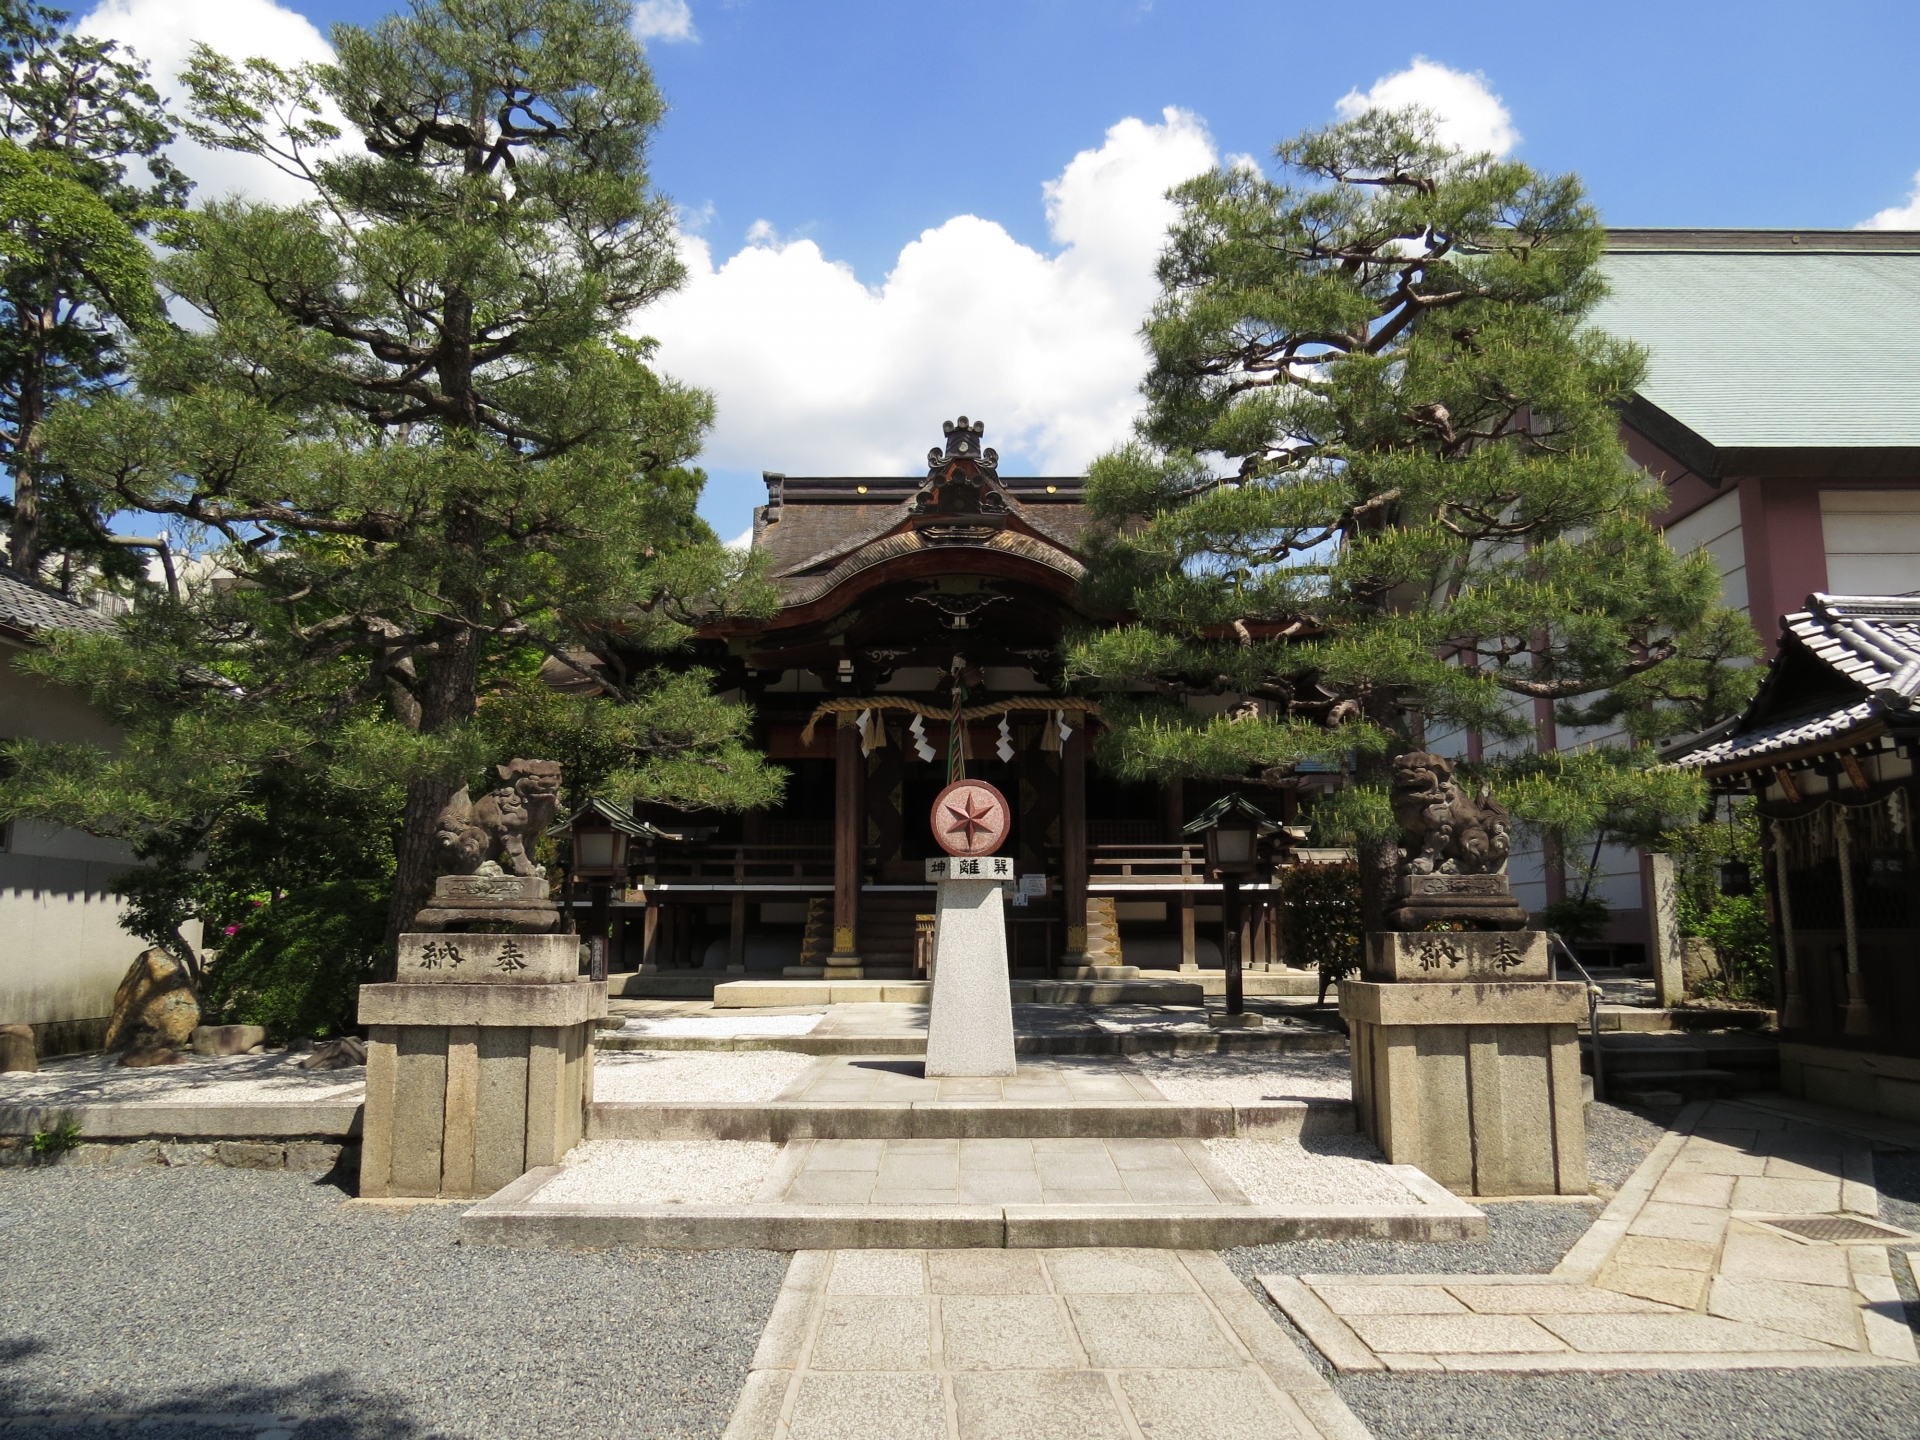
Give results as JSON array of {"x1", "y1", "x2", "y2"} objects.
[
  {"x1": 202, "y1": 881, "x2": 386, "y2": 1040},
  {"x1": 1278, "y1": 862, "x2": 1364, "y2": 1002}
]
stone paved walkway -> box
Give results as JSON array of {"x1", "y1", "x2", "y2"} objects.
[
  {"x1": 723, "y1": 1247, "x2": 1372, "y2": 1440},
  {"x1": 1264, "y1": 1099, "x2": 1920, "y2": 1373}
]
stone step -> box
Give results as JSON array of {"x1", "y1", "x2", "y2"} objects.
[
  {"x1": 587, "y1": 1096, "x2": 1354, "y2": 1142},
  {"x1": 1604, "y1": 1068, "x2": 1745, "y2": 1101},
  {"x1": 460, "y1": 1165, "x2": 1484, "y2": 1252},
  {"x1": 597, "y1": 1027, "x2": 1343, "y2": 1057},
  {"x1": 708, "y1": 978, "x2": 1208, "y2": 1008},
  {"x1": 1590, "y1": 1005, "x2": 1777, "y2": 1033},
  {"x1": 1134, "y1": 969, "x2": 1320, "y2": 997}
]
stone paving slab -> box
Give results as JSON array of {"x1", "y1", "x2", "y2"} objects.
[
  {"x1": 0, "y1": 1053, "x2": 364, "y2": 1138},
  {"x1": 598, "y1": 1002, "x2": 1348, "y2": 1056},
  {"x1": 460, "y1": 1150, "x2": 1485, "y2": 1251},
  {"x1": 721, "y1": 1247, "x2": 1375, "y2": 1440},
  {"x1": 586, "y1": 1054, "x2": 1354, "y2": 1141},
  {"x1": 1260, "y1": 1098, "x2": 1920, "y2": 1374}
]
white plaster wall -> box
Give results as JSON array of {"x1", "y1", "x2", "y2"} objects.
[
  {"x1": 1822, "y1": 490, "x2": 1920, "y2": 596},
  {"x1": 1, "y1": 647, "x2": 190, "y2": 1029},
  {"x1": 1667, "y1": 488, "x2": 1749, "y2": 616}
]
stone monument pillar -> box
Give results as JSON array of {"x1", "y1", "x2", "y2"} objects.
[
  {"x1": 358, "y1": 760, "x2": 606, "y2": 1199},
  {"x1": 1340, "y1": 754, "x2": 1589, "y2": 1197},
  {"x1": 923, "y1": 778, "x2": 1017, "y2": 1077}
]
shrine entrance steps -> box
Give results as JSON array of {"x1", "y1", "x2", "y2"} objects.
[{"x1": 459, "y1": 1052, "x2": 1483, "y2": 1252}]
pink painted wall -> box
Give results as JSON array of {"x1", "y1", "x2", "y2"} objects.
[{"x1": 1737, "y1": 478, "x2": 1828, "y2": 652}]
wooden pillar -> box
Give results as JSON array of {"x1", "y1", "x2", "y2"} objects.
[
  {"x1": 1162, "y1": 777, "x2": 1185, "y2": 842},
  {"x1": 1059, "y1": 716, "x2": 1089, "y2": 971},
  {"x1": 829, "y1": 715, "x2": 864, "y2": 976},
  {"x1": 1179, "y1": 889, "x2": 1197, "y2": 972},
  {"x1": 639, "y1": 900, "x2": 660, "y2": 972}
]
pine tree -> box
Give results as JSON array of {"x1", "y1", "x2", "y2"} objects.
[
  {"x1": 0, "y1": 0, "x2": 185, "y2": 584},
  {"x1": 10, "y1": 0, "x2": 780, "y2": 962},
  {"x1": 1070, "y1": 109, "x2": 1756, "y2": 928}
]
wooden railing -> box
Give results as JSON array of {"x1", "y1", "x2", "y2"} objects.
[
  {"x1": 1089, "y1": 843, "x2": 1206, "y2": 884},
  {"x1": 644, "y1": 844, "x2": 836, "y2": 883}
]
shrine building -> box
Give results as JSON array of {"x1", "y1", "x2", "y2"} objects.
[{"x1": 593, "y1": 418, "x2": 1311, "y2": 991}]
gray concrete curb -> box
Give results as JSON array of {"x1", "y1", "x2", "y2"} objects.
[{"x1": 597, "y1": 1029, "x2": 1349, "y2": 1056}]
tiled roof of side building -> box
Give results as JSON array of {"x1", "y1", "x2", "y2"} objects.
[
  {"x1": 1663, "y1": 592, "x2": 1920, "y2": 771},
  {"x1": 1592, "y1": 229, "x2": 1920, "y2": 451},
  {"x1": 0, "y1": 566, "x2": 120, "y2": 641}
]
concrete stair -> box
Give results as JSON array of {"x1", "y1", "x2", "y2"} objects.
[
  {"x1": 459, "y1": 1054, "x2": 1484, "y2": 1251},
  {"x1": 1583, "y1": 1030, "x2": 1780, "y2": 1103}
]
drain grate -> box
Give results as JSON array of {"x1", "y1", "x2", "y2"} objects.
[{"x1": 1762, "y1": 1215, "x2": 1919, "y2": 1244}]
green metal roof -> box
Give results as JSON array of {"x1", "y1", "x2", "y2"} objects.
[{"x1": 1591, "y1": 230, "x2": 1920, "y2": 451}]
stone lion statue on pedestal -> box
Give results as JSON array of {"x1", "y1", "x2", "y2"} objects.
[
  {"x1": 1389, "y1": 752, "x2": 1512, "y2": 877},
  {"x1": 435, "y1": 759, "x2": 563, "y2": 877}
]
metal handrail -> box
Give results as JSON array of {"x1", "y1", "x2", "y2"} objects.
[{"x1": 1546, "y1": 930, "x2": 1607, "y2": 1104}]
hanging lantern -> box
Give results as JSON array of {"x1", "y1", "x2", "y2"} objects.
[{"x1": 1718, "y1": 858, "x2": 1753, "y2": 897}]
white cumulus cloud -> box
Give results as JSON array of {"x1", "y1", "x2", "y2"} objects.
[
  {"x1": 79, "y1": 0, "x2": 338, "y2": 206},
  {"x1": 1860, "y1": 170, "x2": 1920, "y2": 229},
  {"x1": 1336, "y1": 57, "x2": 1519, "y2": 157},
  {"x1": 631, "y1": 0, "x2": 697, "y2": 43},
  {"x1": 641, "y1": 108, "x2": 1218, "y2": 480}
]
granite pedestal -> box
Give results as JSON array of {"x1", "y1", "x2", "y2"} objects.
[
  {"x1": 923, "y1": 856, "x2": 1017, "y2": 1078},
  {"x1": 1342, "y1": 932, "x2": 1588, "y2": 1197},
  {"x1": 359, "y1": 931, "x2": 606, "y2": 1198}
]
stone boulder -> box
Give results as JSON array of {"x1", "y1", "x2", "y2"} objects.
[
  {"x1": 0, "y1": 1024, "x2": 36, "y2": 1073},
  {"x1": 190, "y1": 1024, "x2": 268, "y2": 1057},
  {"x1": 297, "y1": 1036, "x2": 367, "y2": 1071},
  {"x1": 103, "y1": 948, "x2": 201, "y2": 1051}
]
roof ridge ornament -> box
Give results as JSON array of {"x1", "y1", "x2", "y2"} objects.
[
  {"x1": 915, "y1": 417, "x2": 1009, "y2": 523},
  {"x1": 930, "y1": 416, "x2": 998, "y2": 472}
]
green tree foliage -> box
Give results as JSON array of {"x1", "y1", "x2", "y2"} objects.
[
  {"x1": 1275, "y1": 860, "x2": 1364, "y2": 1002},
  {"x1": 0, "y1": 0, "x2": 186, "y2": 585},
  {"x1": 0, "y1": 0, "x2": 779, "y2": 976},
  {"x1": 1069, "y1": 109, "x2": 1755, "y2": 924},
  {"x1": 1665, "y1": 805, "x2": 1772, "y2": 1003},
  {"x1": 201, "y1": 880, "x2": 388, "y2": 1039}
]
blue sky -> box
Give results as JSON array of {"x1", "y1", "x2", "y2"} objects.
[{"x1": 74, "y1": 0, "x2": 1920, "y2": 543}]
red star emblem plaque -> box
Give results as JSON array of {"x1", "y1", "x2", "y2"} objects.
[{"x1": 931, "y1": 778, "x2": 1011, "y2": 857}]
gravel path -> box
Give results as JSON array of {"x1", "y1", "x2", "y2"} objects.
[
  {"x1": 1132, "y1": 1049, "x2": 1352, "y2": 1102},
  {"x1": 592, "y1": 1051, "x2": 818, "y2": 1103},
  {"x1": 0, "y1": 1165, "x2": 784, "y2": 1439},
  {"x1": 1204, "y1": 1135, "x2": 1416, "y2": 1204},
  {"x1": 541, "y1": 1140, "x2": 782, "y2": 1204},
  {"x1": 1584, "y1": 1099, "x2": 1674, "y2": 1192}
]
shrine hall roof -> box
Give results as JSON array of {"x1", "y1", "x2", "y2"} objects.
[
  {"x1": 752, "y1": 471, "x2": 1094, "y2": 607},
  {"x1": 1662, "y1": 592, "x2": 1920, "y2": 774},
  {"x1": 1593, "y1": 229, "x2": 1920, "y2": 469}
]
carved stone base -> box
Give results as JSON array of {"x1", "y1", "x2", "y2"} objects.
[
  {"x1": 411, "y1": 873, "x2": 561, "y2": 934},
  {"x1": 1388, "y1": 871, "x2": 1529, "y2": 932},
  {"x1": 1364, "y1": 931, "x2": 1549, "y2": 983}
]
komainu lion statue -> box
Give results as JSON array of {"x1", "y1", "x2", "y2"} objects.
[
  {"x1": 436, "y1": 759, "x2": 563, "y2": 877},
  {"x1": 1390, "y1": 752, "x2": 1512, "y2": 876}
]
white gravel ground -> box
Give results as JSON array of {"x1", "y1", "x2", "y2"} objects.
[
  {"x1": 618, "y1": 1014, "x2": 823, "y2": 1038},
  {"x1": 539, "y1": 1139, "x2": 782, "y2": 1204},
  {"x1": 0, "y1": 1052, "x2": 364, "y2": 1106},
  {"x1": 1205, "y1": 1135, "x2": 1417, "y2": 1205},
  {"x1": 592, "y1": 1050, "x2": 818, "y2": 1102},
  {"x1": 1132, "y1": 1049, "x2": 1352, "y2": 1103}
]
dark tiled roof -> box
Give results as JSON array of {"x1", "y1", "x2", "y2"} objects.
[
  {"x1": 0, "y1": 567, "x2": 119, "y2": 640},
  {"x1": 1665, "y1": 593, "x2": 1920, "y2": 771}
]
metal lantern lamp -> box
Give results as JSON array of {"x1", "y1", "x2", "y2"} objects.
[
  {"x1": 1717, "y1": 858, "x2": 1753, "y2": 897},
  {"x1": 1184, "y1": 795, "x2": 1275, "y2": 1025},
  {"x1": 550, "y1": 798, "x2": 653, "y2": 981}
]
